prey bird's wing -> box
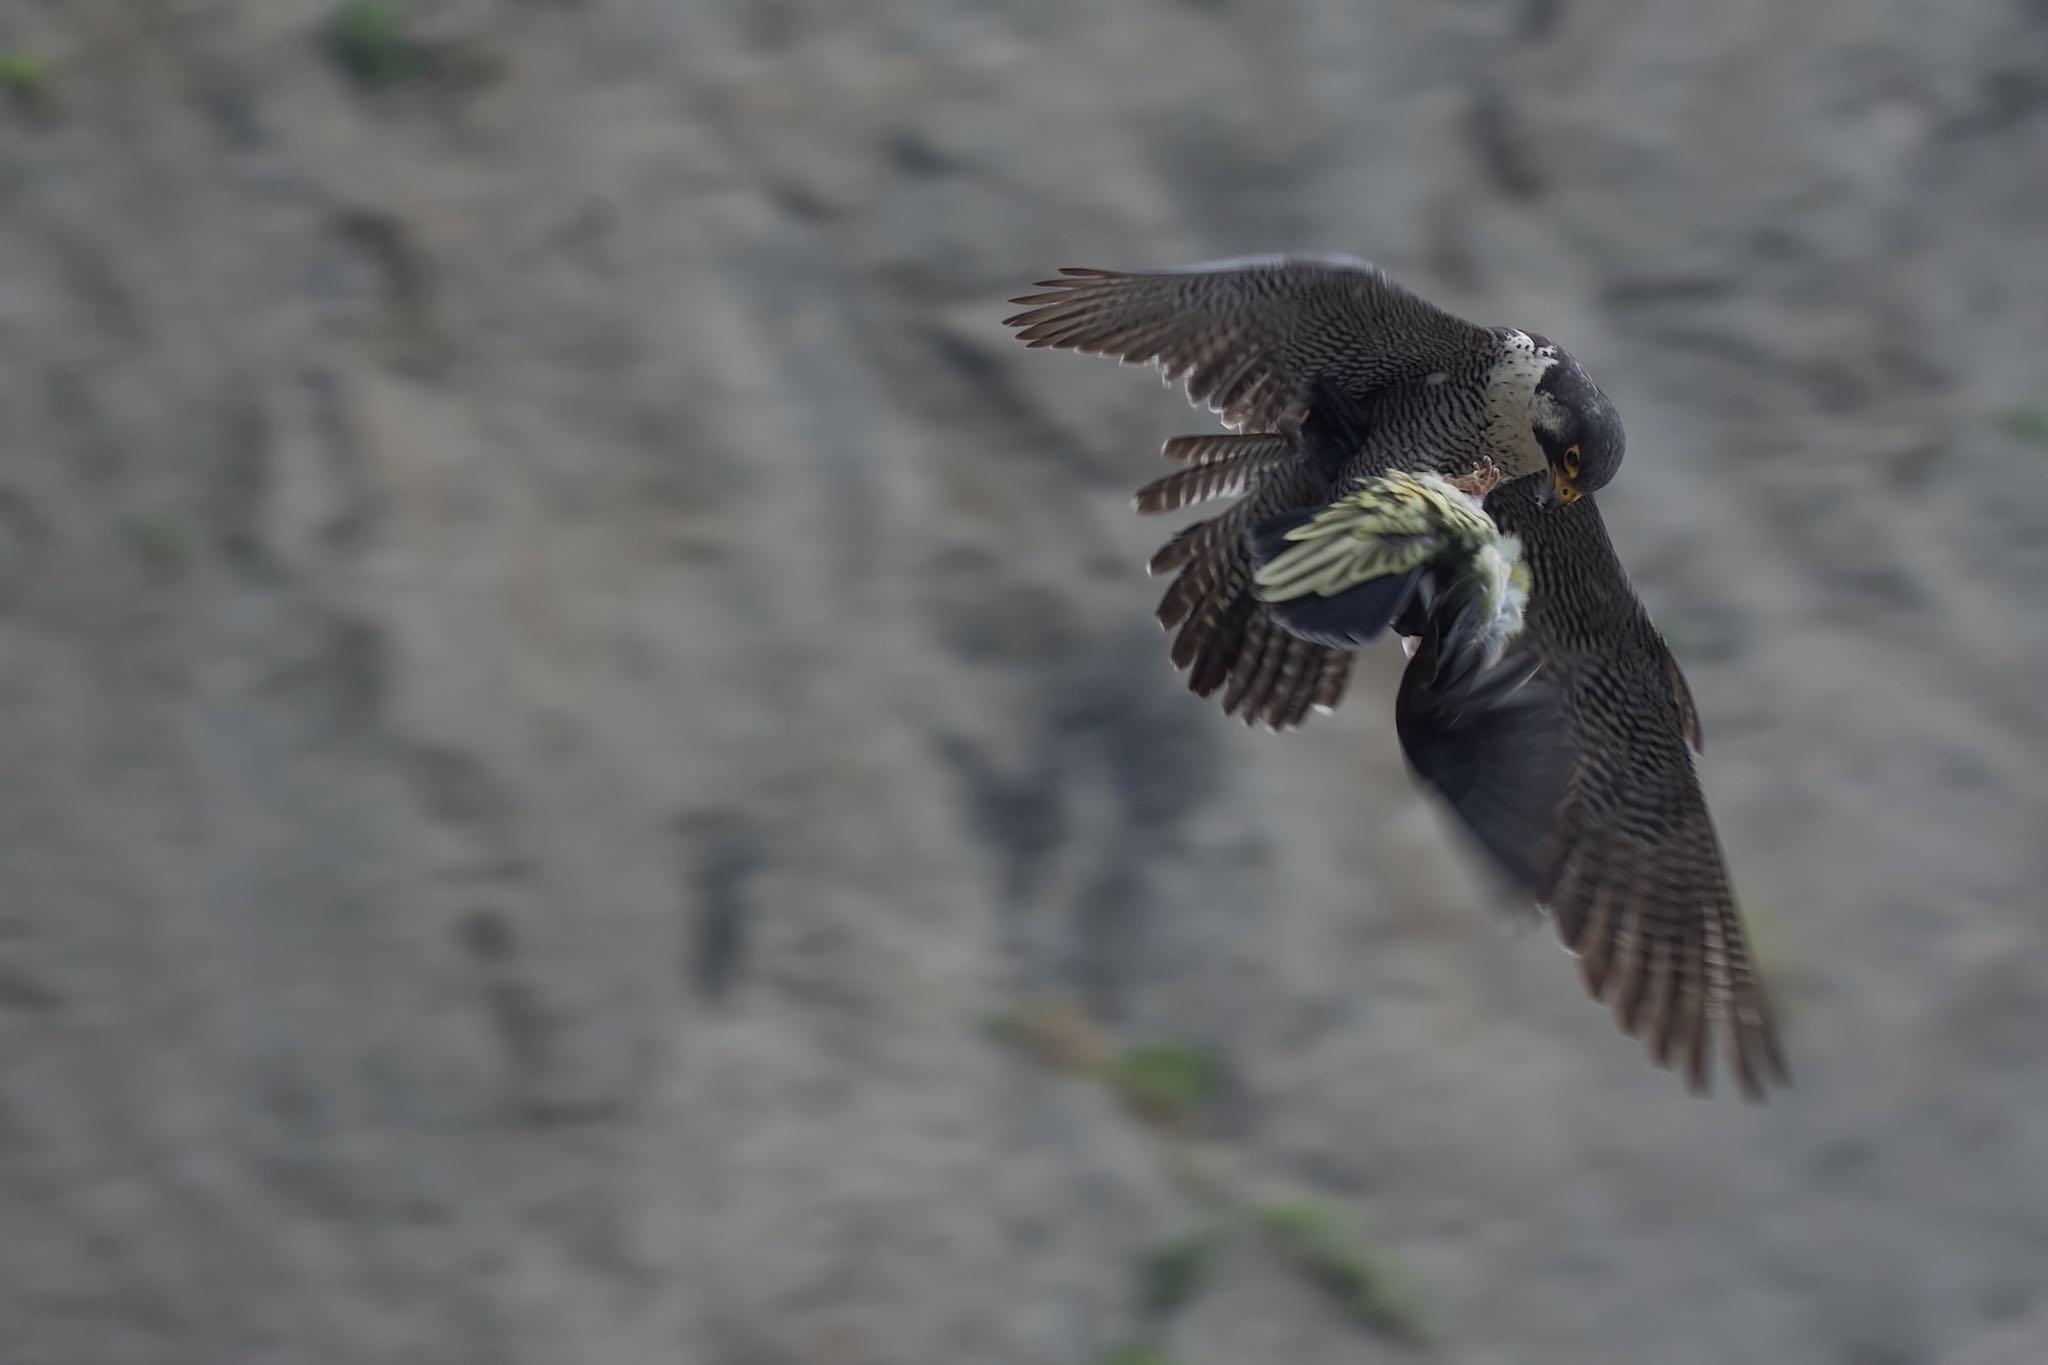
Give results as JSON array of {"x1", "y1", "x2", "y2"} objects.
[
  {"x1": 1490, "y1": 486, "x2": 1789, "y2": 1100},
  {"x1": 1246, "y1": 469, "x2": 1499, "y2": 654},
  {"x1": 1005, "y1": 254, "x2": 1497, "y2": 433}
]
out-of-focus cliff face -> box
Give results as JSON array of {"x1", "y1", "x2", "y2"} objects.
[{"x1": 2, "y1": 1, "x2": 2046, "y2": 1361}]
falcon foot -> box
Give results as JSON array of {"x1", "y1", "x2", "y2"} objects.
[{"x1": 1444, "y1": 456, "x2": 1505, "y2": 500}]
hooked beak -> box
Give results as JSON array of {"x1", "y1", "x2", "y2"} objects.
[{"x1": 1543, "y1": 466, "x2": 1583, "y2": 507}]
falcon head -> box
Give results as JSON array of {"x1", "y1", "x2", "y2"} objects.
[{"x1": 1530, "y1": 350, "x2": 1625, "y2": 505}]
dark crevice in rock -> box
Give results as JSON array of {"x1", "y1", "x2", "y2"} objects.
[{"x1": 677, "y1": 809, "x2": 765, "y2": 1004}]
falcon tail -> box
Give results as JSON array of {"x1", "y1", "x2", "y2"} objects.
[{"x1": 1147, "y1": 501, "x2": 1355, "y2": 729}]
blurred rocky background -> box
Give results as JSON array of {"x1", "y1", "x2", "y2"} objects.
[{"x1": 2, "y1": 1, "x2": 2046, "y2": 1361}]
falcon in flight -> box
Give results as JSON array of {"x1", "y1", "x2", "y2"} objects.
[{"x1": 1003, "y1": 253, "x2": 1789, "y2": 1100}]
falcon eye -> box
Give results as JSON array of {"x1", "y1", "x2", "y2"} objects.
[{"x1": 1564, "y1": 443, "x2": 1582, "y2": 478}]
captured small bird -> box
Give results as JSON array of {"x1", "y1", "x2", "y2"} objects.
[
  {"x1": 1250, "y1": 461, "x2": 1527, "y2": 658},
  {"x1": 1003, "y1": 252, "x2": 1788, "y2": 1099}
]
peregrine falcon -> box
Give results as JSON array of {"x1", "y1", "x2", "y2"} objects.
[{"x1": 1003, "y1": 253, "x2": 1788, "y2": 1100}]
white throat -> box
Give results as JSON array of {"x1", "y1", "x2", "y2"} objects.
[{"x1": 1485, "y1": 331, "x2": 1562, "y2": 480}]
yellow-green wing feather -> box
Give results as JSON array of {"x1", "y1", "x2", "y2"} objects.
[{"x1": 1252, "y1": 472, "x2": 1489, "y2": 603}]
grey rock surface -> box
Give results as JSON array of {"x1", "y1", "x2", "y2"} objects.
[{"x1": 1, "y1": 1, "x2": 2045, "y2": 1362}]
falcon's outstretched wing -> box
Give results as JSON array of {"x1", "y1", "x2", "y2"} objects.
[
  {"x1": 1480, "y1": 482, "x2": 1789, "y2": 1099},
  {"x1": 1004, "y1": 254, "x2": 1498, "y2": 433}
]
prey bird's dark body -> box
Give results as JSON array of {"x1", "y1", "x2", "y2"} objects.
[{"x1": 1004, "y1": 252, "x2": 1788, "y2": 1100}]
